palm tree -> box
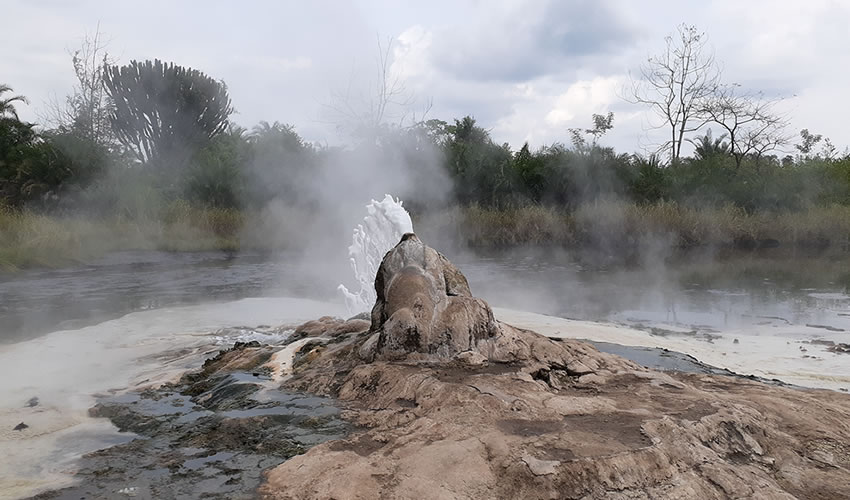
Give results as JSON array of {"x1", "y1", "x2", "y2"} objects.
[
  {"x1": 689, "y1": 129, "x2": 729, "y2": 160},
  {"x1": 249, "y1": 121, "x2": 305, "y2": 151},
  {"x1": 0, "y1": 84, "x2": 28, "y2": 120}
]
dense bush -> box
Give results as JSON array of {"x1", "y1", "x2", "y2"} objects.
[{"x1": 0, "y1": 119, "x2": 109, "y2": 208}]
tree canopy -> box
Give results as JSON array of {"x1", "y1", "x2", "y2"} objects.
[
  {"x1": 0, "y1": 84, "x2": 28, "y2": 120},
  {"x1": 103, "y1": 60, "x2": 233, "y2": 169}
]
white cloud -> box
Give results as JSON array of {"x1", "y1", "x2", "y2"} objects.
[
  {"x1": 1, "y1": 0, "x2": 848, "y2": 153},
  {"x1": 391, "y1": 26, "x2": 433, "y2": 85},
  {"x1": 545, "y1": 77, "x2": 622, "y2": 125}
]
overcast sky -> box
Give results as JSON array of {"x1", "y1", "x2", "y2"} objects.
[{"x1": 2, "y1": 0, "x2": 848, "y2": 155}]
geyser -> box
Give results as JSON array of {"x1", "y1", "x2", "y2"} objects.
[
  {"x1": 338, "y1": 195, "x2": 413, "y2": 314},
  {"x1": 359, "y1": 233, "x2": 500, "y2": 360}
]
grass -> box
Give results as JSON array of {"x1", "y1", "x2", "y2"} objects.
[
  {"x1": 0, "y1": 201, "x2": 248, "y2": 271},
  {"x1": 3, "y1": 200, "x2": 850, "y2": 272},
  {"x1": 433, "y1": 200, "x2": 850, "y2": 251}
]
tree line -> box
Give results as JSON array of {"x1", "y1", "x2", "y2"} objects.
[{"x1": 1, "y1": 25, "x2": 848, "y2": 218}]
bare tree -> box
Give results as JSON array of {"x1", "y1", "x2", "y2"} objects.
[
  {"x1": 42, "y1": 24, "x2": 116, "y2": 147},
  {"x1": 628, "y1": 24, "x2": 720, "y2": 162},
  {"x1": 323, "y1": 36, "x2": 426, "y2": 142},
  {"x1": 700, "y1": 85, "x2": 790, "y2": 168}
]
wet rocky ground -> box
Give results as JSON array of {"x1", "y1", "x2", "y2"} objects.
[
  {"x1": 263, "y1": 319, "x2": 850, "y2": 499},
  {"x1": 19, "y1": 326, "x2": 800, "y2": 500},
  {"x1": 29, "y1": 342, "x2": 347, "y2": 500}
]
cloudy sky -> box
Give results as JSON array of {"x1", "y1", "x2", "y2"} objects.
[{"x1": 2, "y1": 0, "x2": 848, "y2": 154}]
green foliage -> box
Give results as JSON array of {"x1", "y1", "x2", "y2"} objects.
[
  {"x1": 184, "y1": 126, "x2": 250, "y2": 208},
  {"x1": 628, "y1": 155, "x2": 670, "y2": 203},
  {"x1": 103, "y1": 60, "x2": 233, "y2": 170},
  {"x1": 0, "y1": 84, "x2": 28, "y2": 120},
  {"x1": 73, "y1": 166, "x2": 163, "y2": 220},
  {"x1": 513, "y1": 143, "x2": 546, "y2": 201},
  {"x1": 245, "y1": 121, "x2": 314, "y2": 206},
  {"x1": 6, "y1": 69, "x2": 850, "y2": 259},
  {"x1": 443, "y1": 116, "x2": 516, "y2": 207},
  {"x1": 690, "y1": 130, "x2": 729, "y2": 160},
  {"x1": 0, "y1": 114, "x2": 107, "y2": 208}
]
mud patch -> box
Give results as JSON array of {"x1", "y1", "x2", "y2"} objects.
[
  {"x1": 32, "y1": 346, "x2": 348, "y2": 500},
  {"x1": 328, "y1": 433, "x2": 386, "y2": 457},
  {"x1": 431, "y1": 362, "x2": 520, "y2": 383},
  {"x1": 497, "y1": 418, "x2": 564, "y2": 437},
  {"x1": 562, "y1": 413, "x2": 651, "y2": 450}
]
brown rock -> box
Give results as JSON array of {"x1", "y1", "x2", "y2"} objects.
[
  {"x1": 258, "y1": 235, "x2": 850, "y2": 499},
  {"x1": 364, "y1": 233, "x2": 500, "y2": 360},
  {"x1": 263, "y1": 341, "x2": 850, "y2": 499}
]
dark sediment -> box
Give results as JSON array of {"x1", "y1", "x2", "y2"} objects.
[{"x1": 29, "y1": 342, "x2": 347, "y2": 500}]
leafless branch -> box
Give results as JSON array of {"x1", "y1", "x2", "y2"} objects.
[
  {"x1": 699, "y1": 85, "x2": 790, "y2": 168},
  {"x1": 40, "y1": 22, "x2": 117, "y2": 148},
  {"x1": 625, "y1": 24, "x2": 720, "y2": 162},
  {"x1": 321, "y1": 35, "x2": 424, "y2": 142}
]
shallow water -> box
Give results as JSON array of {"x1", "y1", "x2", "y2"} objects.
[
  {"x1": 0, "y1": 251, "x2": 334, "y2": 343},
  {"x1": 0, "y1": 297, "x2": 348, "y2": 499},
  {"x1": 455, "y1": 248, "x2": 850, "y2": 333},
  {"x1": 2, "y1": 248, "x2": 850, "y2": 344},
  {"x1": 39, "y1": 370, "x2": 347, "y2": 500}
]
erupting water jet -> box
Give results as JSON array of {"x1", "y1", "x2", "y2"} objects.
[{"x1": 338, "y1": 194, "x2": 413, "y2": 314}]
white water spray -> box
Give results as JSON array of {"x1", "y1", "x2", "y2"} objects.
[{"x1": 338, "y1": 194, "x2": 413, "y2": 315}]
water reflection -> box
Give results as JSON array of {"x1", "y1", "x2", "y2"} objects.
[{"x1": 2, "y1": 249, "x2": 849, "y2": 343}]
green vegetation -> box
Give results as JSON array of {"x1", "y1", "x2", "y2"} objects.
[
  {"x1": 2, "y1": 24, "x2": 850, "y2": 271},
  {"x1": 0, "y1": 201, "x2": 247, "y2": 271},
  {"x1": 435, "y1": 202, "x2": 850, "y2": 250},
  {"x1": 104, "y1": 59, "x2": 233, "y2": 170}
]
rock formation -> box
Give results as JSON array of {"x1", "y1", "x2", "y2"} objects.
[
  {"x1": 258, "y1": 235, "x2": 850, "y2": 499},
  {"x1": 361, "y1": 233, "x2": 500, "y2": 361}
]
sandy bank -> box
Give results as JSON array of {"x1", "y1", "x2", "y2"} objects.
[{"x1": 494, "y1": 307, "x2": 850, "y2": 391}]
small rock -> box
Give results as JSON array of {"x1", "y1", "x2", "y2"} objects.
[
  {"x1": 13, "y1": 422, "x2": 28, "y2": 431},
  {"x1": 827, "y1": 343, "x2": 850, "y2": 354},
  {"x1": 25, "y1": 397, "x2": 39, "y2": 407},
  {"x1": 810, "y1": 450, "x2": 836, "y2": 466},
  {"x1": 733, "y1": 339, "x2": 739, "y2": 344},
  {"x1": 521, "y1": 454, "x2": 560, "y2": 476},
  {"x1": 455, "y1": 351, "x2": 487, "y2": 366},
  {"x1": 117, "y1": 486, "x2": 138, "y2": 496}
]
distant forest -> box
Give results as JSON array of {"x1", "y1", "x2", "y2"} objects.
[{"x1": 2, "y1": 25, "x2": 848, "y2": 218}]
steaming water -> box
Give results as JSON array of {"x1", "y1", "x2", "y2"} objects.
[
  {"x1": 3, "y1": 208, "x2": 850, "y2": 496},
  {"x1": 337, "y1": 194, "x2": 413, "y2": 314},
  {"x1": 5, "y1": 249, "x2": 850, "y2": 345}
]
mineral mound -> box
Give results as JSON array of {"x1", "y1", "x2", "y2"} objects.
[
  {"x1": 360, "y1": 232, "x2": 500, "y2": 360},
  {"x1": 260, "y1": 235, "x2": 850, "y2": 499}
]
